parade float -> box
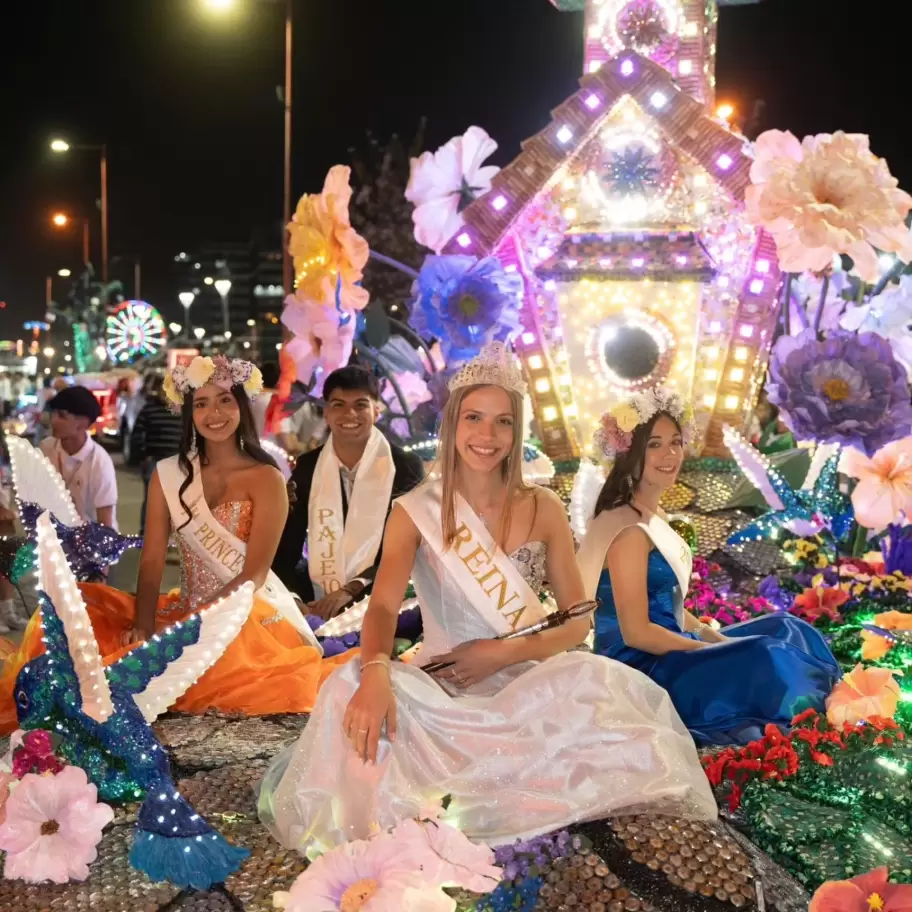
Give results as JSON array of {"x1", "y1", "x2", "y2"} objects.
[{"x1": 3, "y1": 0, "x2": 912, "y2": 909}]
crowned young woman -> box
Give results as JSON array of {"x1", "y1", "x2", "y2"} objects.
[
  {"x1": 258, "y1": 343, "x2": 715, "y2": 857},
  {"x1": 0, "y1": 356, "x2": 355, "y2": 732},
  {"x1": 576, "y1": 390, "x2": 841, "y2": 747}
]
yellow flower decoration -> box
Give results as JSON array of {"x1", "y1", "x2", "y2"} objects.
[
  {"x1": 612, "y1": 404, "x2": 641, "y2": 433},
  {"x1": 162, "y1": 372, "x2": 182, "y2": 409},
  {"x1": 244, "y1": 366, "x2": 264, "y2": 400}
]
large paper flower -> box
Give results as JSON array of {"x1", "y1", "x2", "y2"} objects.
[
  {"x1": 826, "y1": 664, "x2": 901, "y2": 727},
  {"x1": 0, "y1": 771, "x2": 13, "y2": 826},
  {"x1": 746, "y1": 130, "x2": 912, "y2": 282},
  {"x1": 767, "y1": 329, "x2": 912, "y2": 456},
  {"x1": 281, "y1": 295, "x2": 355, "y2": 392},
  {"x1": 0, "y1": 765, "x2": 114, "y2": 884},
  {"x1": 410, "y1": 256, "x2": 523, "y2": 365},
  {"x1": 272, "y1": 833, "x2": 435, "y2": 912},
  {"x1": 792, "y1": 585, "x2": 849, "y2": 623},
  {"x1": 840, "y1": 437, "x2": 912, "y2": 532},
  {"x1": 861, "y1": 610, "x2": 912, "y2": 661},
  {"x1": 809, "y1": 866, "x2": 912, "y2": 912},
  {"x1": 393, "y1": 819, "x2": 501, "y2": 894},
  {"x1": 288, "y1": 165, "x2": 370, "y2": 313},
  {"x1": 789, "y1": 269, "x2": 850, "y2": 335},
  {"x1": 406, "y1": 127, "x2": 500, "y2": 254},
  {"x1": 841, "y1": 275, "x2": 912, "y2": 376}
]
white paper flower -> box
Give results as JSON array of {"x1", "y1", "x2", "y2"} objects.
[
  {"x1": 841, "y1": 275, "x2": 912, "y2": 376},
  {"x1": 406, "y1": 127, "x2": 500, "y2": 253}
]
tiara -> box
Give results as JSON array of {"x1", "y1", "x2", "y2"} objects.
[
  {"x1": 163, "y1": 355, "x2": 264, "y2": 410},
  {"x1": 447, "y1": 342, "x2": 527, "y2": 396},
  {"x1": 594, "y1": 387, "x2": 694, "y2": 460}
]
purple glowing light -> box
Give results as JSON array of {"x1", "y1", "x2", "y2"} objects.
[
  {"x1": 505, "y1": 264, "x2": 518, "y2": 273},
  {"x1": 620, "y1": 59, "x2": 635, "y2": 77},
  {"x1": 544, "y1": 280, "x2": 557, "y2": 292},
  {"x1": 675, "y1": 255, "x2": 688, "y2": 266},
  {"x1": 521, "y1": 332, "x2": 536, "y2": 345},
  {"x1": 631, "y1": 257, "x2": 645, "y2": 268},
  {"x1": 599, "y1": 258, "x2": 612, "y2": 268},
  {"x1": 756, "y1": 259, "x2": 770, "y2": 274},
  {"x1": 739, "y1": 325, "x2": 754, "y2": 338},
  {"x1": 709, "y1": 321, "x2": 722, "y2": 333},
  {"x1": 492, "y1": 194, "x2": 508, "y2": 212},
  {"x1": 456, "y1": 232, "x2": 472, "y2": 249},
  {"x1": 717, "y1": 276, "x2": 730, "y2": 289},
  {"x1": 585, "y1": 93, "x2": 601, "y2": 111},
  {"x1": 537, "y1": 246, "x2": 553, "y2": 260},
  {"x1": 566, "y1": 258, "x2": 579, "y2": 268},
  {"x1": 556, "y1": 125, "x2": 573, "y2": 145},
  {"x1": 716, "y1": 153, "x2": 734, "y2": 171},
  {"x1": 650, "y1": 91, "x2": 668, "y2": 109},
  {"x1": 749, "y1": 278, "x2": 765, "y2": 294}
]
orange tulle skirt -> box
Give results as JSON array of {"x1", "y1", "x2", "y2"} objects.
[{"x1": 0, "y1": 584, "x2": 357, "y2": 734}]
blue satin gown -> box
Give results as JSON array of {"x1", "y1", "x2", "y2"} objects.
[{"x1": 593, "y1": 551, "x2": 841, "y2": 746}]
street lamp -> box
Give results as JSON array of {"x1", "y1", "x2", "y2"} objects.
[
  {"x1": 49, "y1": 137, "x2": 109, "y2": 283},
  {"x1": 178, "y1": 291, "x2": 196, "y2": 335},
  {"x1": 201, "y1": 0, "x2": 294, "y2": 295},
  {"x1": 52, "y1": 212, "x2": 68, "y2": 227},
  {"x1": 58, "y1": 269, "x2": 71, "y2": 278},
  {"x1": 169, "y1": 322, "x2": 183, "y2": 335},
  {"x1": 214, "y1": 278, "x2": 232, "y2": 335},
  {"x1": 50, "y1": 212, "x2": 90, "y2": 266},
  {"x1": 193, "y1": 327, "x2": 207, "y2": 341},
  {"x1": 43, "y1": 347, "x2": 55, "y2": 359}
]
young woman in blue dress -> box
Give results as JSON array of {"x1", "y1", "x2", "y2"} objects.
[{"x1": 576, "y1": 388, "x2": 841, "y2": 746}]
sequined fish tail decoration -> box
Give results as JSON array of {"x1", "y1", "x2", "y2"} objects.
[{"x1": 14, "y1": 513, "x2": 255, "y2": 889}]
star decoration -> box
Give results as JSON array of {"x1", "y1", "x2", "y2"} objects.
[
  {"x1": 605, "y1": 146, "x2": 661, "y2": 197},
  {"x1": 723, "y1": 427, "x2": 854, "y2": 546}
]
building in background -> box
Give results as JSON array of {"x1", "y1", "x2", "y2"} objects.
[{"x1": 172, "y1": 239, "x2": 284, "y2": 361}]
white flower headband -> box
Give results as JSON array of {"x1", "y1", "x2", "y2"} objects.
[
  {"x1": 593, "y1": 387, "x2": 694, "y2": 460},
  {"x1": 163, "y1": 356, "x2": 264, "y2": 411}
]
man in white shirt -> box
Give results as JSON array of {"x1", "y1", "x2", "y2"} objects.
[{"x1": 39, "y1": 386, "x2": 119, "y2": 530}]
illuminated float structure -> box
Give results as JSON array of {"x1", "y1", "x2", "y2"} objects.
[{"x1": 444, "y1": 0, "x2": 769, "y2": 459}]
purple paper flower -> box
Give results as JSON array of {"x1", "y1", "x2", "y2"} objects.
[
  {"x1": 766, "y1": 329, "x2": 912, "y2": 456},
  {"x1": 882, "y1": 523, "x2": 912, "y2": 576},
  {"x1": 410, "y1": 256, "x2": 523, "y2": 365},
  {"x1": 757, "y1": 575, "x2": 792, "y2": 612}
]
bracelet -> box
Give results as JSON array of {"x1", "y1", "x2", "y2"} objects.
[{"x1": 360, "y1": 658, "x2": 391, "y2": 676}]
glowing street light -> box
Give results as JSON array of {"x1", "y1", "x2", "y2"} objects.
[
  {"x1": 50, "y1": 138, "x2": 70, "y2": 154},
  {"x1": 52, "y1": 212, "x2": 69, "y2": 228},
  {"x1": 57, "y1": 268, "x2": 72, "y2": 278},
  {"x1": 193, "y1": 327, "x2": 207, "y2": 340},
  {"x1": 716, "y1": 102, "x2": 735, "y2": 122},
  {"x1": 202, "y1": 0, "x2": 236, "y2": 10},
  {"x1": 214, "y1": 278, "x2": 232, "y2": 335},
  {"x1": 169, "y1": 322, "x2": 183, "y2": 335},
  {"x1": 178, "y1": 290, "x2": 195, "y2": 335},
  {"x1": 43, "y1": 347, "x2": 55, "y2": 359}
]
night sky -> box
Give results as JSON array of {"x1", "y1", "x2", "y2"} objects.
[{"x1": 0, "y1": 0, "x2": 906, "y2": 337}]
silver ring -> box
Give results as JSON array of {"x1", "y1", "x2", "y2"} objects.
[{"x1": 358, "y1": 728, "x2": 368, "y2": 733}]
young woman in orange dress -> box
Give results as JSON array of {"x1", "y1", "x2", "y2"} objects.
[{"x1": 0, "y1": 356, "x2": 355, "y2": 733}]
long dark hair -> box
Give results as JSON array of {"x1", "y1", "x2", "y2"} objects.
[
  {"x1": 176, "y1": 384, "x2": 278, "y2": 530},
  {"x1": 593, "y1": 410, "x2": 681, "y2": 518}
]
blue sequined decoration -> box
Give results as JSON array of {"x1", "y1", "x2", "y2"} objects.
[
  {"x1": 14, "y1": 593, "x2": 248, "y2": 889},
  {"x1": 19, "y1": 502, "x2": 142, "y2": 581}
]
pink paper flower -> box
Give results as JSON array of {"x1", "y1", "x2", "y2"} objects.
[
  {"x1": 826, "y1": 664, "x2": 901, "y2": 728},
  {"x1": 0, "y1": 771, "x2": 14, "y2": 826},
  {"x1": 746, "y1": 130, "x2": 912, "y2": 282},
  {"x1": 809, "y1": 866, "x2": 912, "y2": 911},
  {"x1": 840, "y1": 438, "x2": 912, "y2": 533},
  {"x1": 406, "y1": 127, "x2": 500, "y2": 254},
  {"x1": 281, "y1": 295, "x2": 355, "y2": 392},
  {"x1": 381, "y1": 372, "x2": 432, "y2": 437},
  {"x1": 393, "y1": 818, "x2": 501, "y2": 894},
  {"x1": 0, "y1": 765, "x2": 114, "y2": 884}
]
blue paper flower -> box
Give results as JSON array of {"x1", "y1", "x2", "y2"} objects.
[{"x1": 410, "y1": 255, "x2": 523, "y2": 365}]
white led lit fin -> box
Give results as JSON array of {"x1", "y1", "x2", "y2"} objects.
[
  {"x1": 115, "y1": 581, "x2": 256, "y2": 724},
  {"x1": 34, "y1": 512, "x2": 114, "y2": 723},
  {"x1": 569, "y1": 461, "x2": 606, "y2": 541},
  {"x1": 6, "y1": 434, "x2": 82, "y2": 527},
  {"x1": 722, "y1": 425, "x2": 785, "y2": 512},
  {"x1": 314, "y1": 596, "x2": 418, "y2": 639}
]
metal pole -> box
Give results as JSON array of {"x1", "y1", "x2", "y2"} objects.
[
  {"x1": 100, "y1": 145, "x2": 109, "y2": 285},
  {"x1": 134, "y1": 261, "x2": 141, "y2": 300},
  {"x1": 45, "y1": 276, "x2": 52, "y2": 311},
  {"x1": 82, "y1": 219, "x2": 90, "y2": 267},
  {"x1": 281, "y1": 0, "x2": 293, "y2": 298},
  {"x1": 221, "y1": 293, "x2": 230, "y2": 336}
]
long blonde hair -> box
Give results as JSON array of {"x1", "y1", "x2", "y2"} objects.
[{"x1": 437, "y1": 383, "x2": 530, "y2": 550}]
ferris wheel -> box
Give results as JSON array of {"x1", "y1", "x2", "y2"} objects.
[{"x1": 106, "y1": 301, "x2": 167, "y2": 363}]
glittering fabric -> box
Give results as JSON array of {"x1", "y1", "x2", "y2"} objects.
[{"x1": 175, "y1": 502, "x2": 253, "y2": 613}]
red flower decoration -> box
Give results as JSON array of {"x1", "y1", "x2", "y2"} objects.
[{"x1": 793, "y1": 585, "x2": 850, "y2": 623}]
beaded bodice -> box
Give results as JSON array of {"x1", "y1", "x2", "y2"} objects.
[
  {"x1": 175, "y1": 500, "x2": 253, "y2": 612},
  {"x1": 509, "y1": 540, "x2": 547, "y2": 592}
]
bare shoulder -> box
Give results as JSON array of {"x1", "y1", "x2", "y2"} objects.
[
  {"x1": 528, "y1": 484, "x2": 566, "y2": 518},
  {"x1": 609, "y1": 523, "x2": 651, "y2": 557},
  {"x1": 387, "y1": 501, "x2": 420, "y2": 544},
  {"x1": 246, "y1": 461, "x2": 286, "y2": 493}
]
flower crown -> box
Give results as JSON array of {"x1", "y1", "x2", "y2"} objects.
[
  {"x1": 593, "y1": 387, "x2": 694, "y2": 460},
  {"x1": 163, "y1": 356, "x2": 264, "y2": 410},
  {"x1": 448, "y1": 342, "x2": 527, "y2": 396}
]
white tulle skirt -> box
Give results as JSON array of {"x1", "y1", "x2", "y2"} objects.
[{"x1": 258, "y1": 651, "x2": 716, "y2": 856}]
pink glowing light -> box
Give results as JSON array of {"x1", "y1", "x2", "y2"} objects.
[
  {"x1": 521, "y1": 332, "x2": 536, "y2": 345},
  {"x1": 749, "y1": 278, "x2": 765, "y2": 294},
  {"x1": 631, "y1": 257, "x2": 645, "y2": 268},
  {"x1": 456, "y1": 232, "x2": 472, "y2": 249},
  {"x1": 585, "y1": 93, "x2": 601, "y2": 111},
  {"x1": 755, "y1": 259, "x2": 770, "y2": 274},
  {"x1": 556, "y1": 125, "x2": 573, "y2": 145},
  {"x1": 740, "y1": 325, "x2": 754, "y2": 338},
  {"x1": 492, "y1": 194, "x2": 508, "y2": 212},
  {"x1": 675, "y1": 255, "x2": 688, "y2": 266},
  {"x1": 717, "y1": 153, "x2": 733, "y2": 171},
  {"x1": 620, "y1": 59, "x2": 635, "y2": 77}
]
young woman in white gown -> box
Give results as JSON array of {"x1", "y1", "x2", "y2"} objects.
[{"x1": 258, "y1": 343, "x2": 715, "y2": 857}]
